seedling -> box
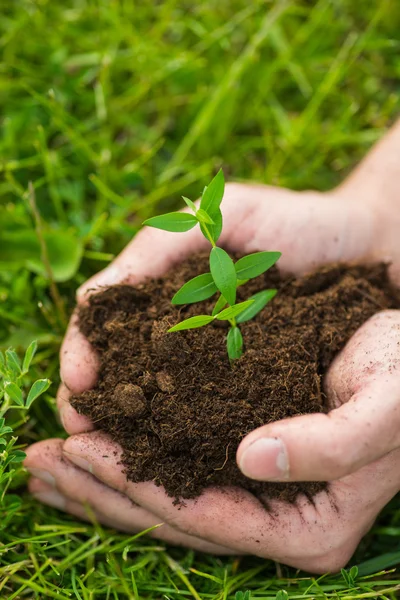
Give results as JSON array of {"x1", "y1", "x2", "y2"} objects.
[{"x1": 143, "y1": 170, "x2": 281, "y2": 360}]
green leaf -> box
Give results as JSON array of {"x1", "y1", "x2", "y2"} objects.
[
  {"x1": 168, "y1": 315, "x2": 215, "y2": 332},
  {"x1": 9, "y1": 450, "x2": 26, "y2": 463},
  {"x1": 26, "y1": 379, "x2": 51, "y2": 409},
  {"x1": 195, "y1": 209, "x2": 215, "y2": 225},
  {"x1": 236, "y1": 289, "x2": 277, "y2": 323},
  {"x1": 200, "y1": 169, "x2": 224, "y2": 216},
  {"x1": 0, "y1": 230, "x2": 84, "y2": 282},
  {"x1": 212, "y1": 294, "x2": 228, "y2": 316},
  {"x1": 0, "y1": 426, "x2": 13, "y2": 435},
  {"x1": 22, "y1": 340, "x2": 38, "y2": 373},
  {"x1": 182, "y1": 196, "x2": 197, "y2": 212},
  {"x1": 200, "y1": 209, "x2": 223, "y2": 244},
  {"x1": 275, "y1": 592, "x2": 288, "y2": 600},
  {"x1": 235, "y1": 251, "x2": 281, "y2": 280},
  {"x1": 349, "y1": 566, "x2": 358, "y2": 581},
  {"x1": 216, "y1": 300, "x2": 254, "y2": 321},
  {"x1": 5, "y1": 382, "x2": 24, "y2": 406},
  {"x1": 143, "y1": 212, "x2": 198, "y2": 233},
  {"x1": 209, "y1": 247, "x2": 237, "y2": 306},
  {"x1": 5, "y1": 349, "x2": 21, "y2": 375},
  {"x1": 172, "y1": 273, "x2": 217, "y2": 305},
  {"x1": 227, "y1": 327, "x2": 243, "y2": 360},
  {"x1": 237, "y1": 278, "x2": 249, "y2": 287},
  {"x1": 341, "y1": 569, "x2": 350, "y2": 585}
]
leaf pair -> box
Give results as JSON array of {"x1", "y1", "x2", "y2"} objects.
[
  {"x1": 168, "y1": 299, "x2": 254, "y2": 332},
  {"x1": 5, "y1": 379, "x2": 50, "y2": 409},
  {"x1": 143, "y1": 169, "x2": 225, "y2": 244},
  {"x1": 173, "y1": 249, "x2": 281, "y2": 308}
]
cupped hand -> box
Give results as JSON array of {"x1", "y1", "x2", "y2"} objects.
[{"x1": 25, "y1": 180, "x2": 400, "y2": 571}]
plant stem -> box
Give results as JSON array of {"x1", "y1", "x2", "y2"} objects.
[{"x1": 202, "y1": 223, "x2": 216, "y2": 248}]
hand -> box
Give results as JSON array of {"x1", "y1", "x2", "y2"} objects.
[{"x1": 25, "y1": 174, "x2": 400, "y2": 572}]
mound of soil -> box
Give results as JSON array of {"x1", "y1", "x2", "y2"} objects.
[{"x1": 71, "y1": 255, "x2": 400, "y2": 504}]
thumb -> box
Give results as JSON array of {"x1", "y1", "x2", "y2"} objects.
[
  {"x1": 236, "y1": 377, "x2": 400, "y2": 482},
  {"x1": 237, "y1": 309, "x2": 400, "y2": 482}
]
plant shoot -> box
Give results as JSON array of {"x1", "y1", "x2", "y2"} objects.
[{"x1": 143, "y1": 170, "x2": 281, "y2": 360}]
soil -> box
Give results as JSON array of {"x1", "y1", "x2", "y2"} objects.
[{"x1": 71, "y1": 255, "x2": 400, "y2": 504}]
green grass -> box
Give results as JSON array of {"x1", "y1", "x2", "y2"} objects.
[{"x1": 1, "y1": 0, "x2": 400, "y2": 597}]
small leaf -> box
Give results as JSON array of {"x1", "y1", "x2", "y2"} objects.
[
  {"x1": 5, "y1": 382, "x2": 23, "y2": 406},
  {"x1": 9, "y1": 450, "x2": 26, "y2": 463},
  {"x1": 182, "y1": 196, "x2": 197, "y2": 212},
  {"x1": 216, "y1": 300, "x2": 254, "y2": 321},
  {"x1": 200, "y1": 209, "x2": 223, "y2": 244},
  {"x1": 212, "y1": 294, "x2": 228, "y2": 316},
  {"x1": 236, "y1": 289, "x2": 277, "y2": 323},
  {"x1": 168, "y1": 315, "x2": 215, "y2": 332},
  {"x1": 22, "y1": 340, "x2": 38, "y2": 373},
  {"x1": 341, "y1": 568, "x2": 350, "y2": 585},
  {"x1": 275, "y1": 592, "x2": 288, "y2": 600},
  {"x1": 143, "y1": 212, "x2": 198, "y2": 233},
  {"x1": 235, "y1": 251, "x2": 281, "y2": 280},
  {"x1": 5, "y1": 349, "x2": 21, "y2": 374},
  {"x1": 0, "y1": 426, "x2": 13, "y2": 435},
  {"x1": 227, "y1": 327, "x2": 243, "y2": 361},
  {"x1": 172, "y1": 273, "x2": 217, "y2": 305},
  {"x1": 26, "y1": 379, "x2": 51, "y2": 409},
  {"x1": 209, "y1": 247, "x2": 237, "y2": 306},
  {"x1": 196, "y1": 209, "x2": 215, "y2": 225},
  {"x1": 200, "y1": 169, "x2": 224, "y2": 216},
  {"x1": 349, "y1": 566, "x2": 358, "y2": 581},
  {"x1": 237, "y1": 278, "x2": 249, "y2": 287}
]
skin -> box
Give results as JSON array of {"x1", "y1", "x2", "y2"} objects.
[{"x1": 25, "y1": 122, "x2": 400, "y2": 573}]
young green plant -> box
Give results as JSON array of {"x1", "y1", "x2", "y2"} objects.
[{"x1": 143, "y1": 170, "x2": 281, "y2": 360}]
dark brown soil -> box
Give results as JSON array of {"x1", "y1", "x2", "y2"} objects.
[{"x1": 71, "y1": 255, "x2": 400, "y2": 504}]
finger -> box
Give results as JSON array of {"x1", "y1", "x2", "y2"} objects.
[
  {"x1": 25, "y1": 440, "x2": 234, "y2": 554},
  {"x1": 60, "y1": 312, "x2": 99, "y2": 394},
  {"x1": 237, "y1": 310, "x2": 400, "y2": 482},
  {"x1": 61, "y1": 431, "x2": 341, "y2": 569},
  {"x1": 57, "y1": 383, "x2": 94, "y2": 435}
]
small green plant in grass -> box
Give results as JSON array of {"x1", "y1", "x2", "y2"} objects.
[
  {"x1": 0, "y1": 341, "x2": 50, "y2": 516},
  {"x1": 143, "y1": 170, "x2": 281, "y2": 360},
  {"x1": 341, "y1": 566, "x2": 359, "y2": 588}
]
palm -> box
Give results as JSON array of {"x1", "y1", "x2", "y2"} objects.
[{"x1": 26, "y1": 183, "x2": 400, "y2": 572}]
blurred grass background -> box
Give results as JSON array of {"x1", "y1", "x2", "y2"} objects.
[{"x1": 1, "y1": 0, "x2": 400, "y2": 597}]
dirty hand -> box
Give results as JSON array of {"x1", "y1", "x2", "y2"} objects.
[{"x1": 25, "y1": 163, "x2": 400, "y2": 571}]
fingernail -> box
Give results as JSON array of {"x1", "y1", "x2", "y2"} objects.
[
  {"x1": 63, "y1": 450, "x2": 93, "y2": 473},
  {"x1": 26, "y1": 468, "x2": 56, "y2": 487},
  {"x1": 239, "y1": 438, "x2": 289, "y2": 481},
  {"x1": 33, "y1": 490, "x2": 66, "y2": 510}
]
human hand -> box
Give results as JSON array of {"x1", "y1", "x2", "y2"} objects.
[{"x1": 25, "y1": 177, "x2": 400, "y2": 571}]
